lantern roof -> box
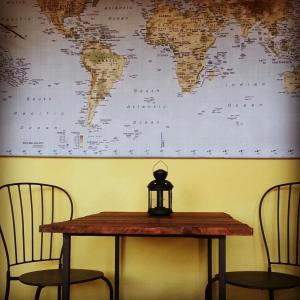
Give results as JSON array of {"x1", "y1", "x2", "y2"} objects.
[{"x1": 148, "y1": 169, "x2": 173, "y2": 190}]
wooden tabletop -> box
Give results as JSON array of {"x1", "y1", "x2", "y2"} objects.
[{"x1": 40, "y1": 212, "x2": 253, "y2": 237}]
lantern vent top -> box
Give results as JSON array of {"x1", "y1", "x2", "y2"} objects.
[{"x1": 153, "y1": 169, "x2": 168, "y2": 181}]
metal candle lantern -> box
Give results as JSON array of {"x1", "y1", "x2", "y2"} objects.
[{"x1": 147, "y1": 163, "x2": 173, "y2": 216}]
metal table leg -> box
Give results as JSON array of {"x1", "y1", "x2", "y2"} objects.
[
  {"x1": 218, "y1": 237, "x2": 226, "y2": 300},
  {"x1": 115, "y1": 236, "x2": 120, "y2": 300},
  {"x1": 207, "y1": 238, "x2": 212, "y2": 300},
  {"x1": 62, "y1": 234, "x2": 71, "y2": 300}
]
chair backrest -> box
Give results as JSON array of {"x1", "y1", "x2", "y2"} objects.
[
  {"x1": 0, "y1": 183, "x2": 73, "y2": 270},
  {"x1": 259, "y1": 182, "x2": 300, "y2": 271}
]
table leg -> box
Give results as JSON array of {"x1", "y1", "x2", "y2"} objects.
[
  {"x1": 62, "y1": 234, "x2": 71, "y2": 300},
  {"x1": 207, "y1": 238, "x2": 212, "y2": 300},
  {"x1": 218, "y1": 237, "x2": 226, "y2": 300},
  {"x1": 115, "y1": 236, "x2": 120, "y2": 300}
]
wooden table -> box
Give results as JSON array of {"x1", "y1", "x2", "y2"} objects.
[{"x1": 40, "y1": 212, "x2": 253, "y2": 300}]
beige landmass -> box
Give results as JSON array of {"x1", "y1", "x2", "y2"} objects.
[
  {"x1": 147, "y1": 0, "x2": 293, "y2": 92},
  {"x1": 258, "y1": 0, "x2": 292, "y2": 36},
  {"x1": 192, "y1": 0, "x2": 292, "y2": 37},
  {"x1": 36, "y1": 0, "x2": 99, "y2": 36},
  {"x1": 194, "y1": 0, "x2": 293, "y2": 54},
  {"x1": 81, "y1": 41, "x2": 127, "y2": 124},
  {"x1": 284, "y1": 64, "x2": 300, "y2": 93},
  {"x1": 146, "y1": 3, "x2": 223, "y2": 93}
]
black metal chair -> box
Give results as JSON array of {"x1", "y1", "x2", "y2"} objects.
[
  {"x1": 0, "y1": 182, "x2": 113, "y2": 300},
  {"x1": 205, "y1": 182, "x2": 300, "y2": 300}
]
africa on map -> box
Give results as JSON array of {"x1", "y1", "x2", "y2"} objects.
[{"x1": 0, "y1": 0, "x2": 300, "y2": 157}]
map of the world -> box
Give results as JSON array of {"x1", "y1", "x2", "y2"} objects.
[{"x1": 1, "y1": 0, "x2": 300, "y2": 157}]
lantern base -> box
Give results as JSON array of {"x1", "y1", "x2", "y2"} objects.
[{"x1": 148, "y1": 207, "x2": 173, "y2": 216}]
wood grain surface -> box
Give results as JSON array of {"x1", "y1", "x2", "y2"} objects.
[{"x1": 40, "y1": 212, "x2": 253, "y2": 237}]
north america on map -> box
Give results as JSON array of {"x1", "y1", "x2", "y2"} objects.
[{"x1": 0, "y1": 0, "x2": 299, "y2": 157}]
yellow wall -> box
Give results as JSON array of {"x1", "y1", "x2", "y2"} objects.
[{"x1": 0, "y1": 157, "x2": 300, "y2": 300}]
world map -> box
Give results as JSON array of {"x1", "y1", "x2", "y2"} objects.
[{"x1": 0, "y1": 0, "x2": 300, "y2": 157}]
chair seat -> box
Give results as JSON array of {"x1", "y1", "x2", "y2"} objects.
[
  {"x1": 20, "y1": 269, "x2": 104, "y2": 287},
  {"x1": 224, "y1": 271, "x2": 300, "y2": 290}
]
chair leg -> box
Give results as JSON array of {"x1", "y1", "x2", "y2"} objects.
[
  {"x1": 4, "y1": 278, "x2": 10, "y2": 300},
  {"x1": 269, "y1": 290, "x2": 274, "y2": 300},
  {"x1": 34, "y1": 286, "x2": 43, "y2": 300},
  {"x1": 58, "y1": 286, "x2": 62, "y2": 300},
  {"x1": 205, "y1": 281, "x2": 212, "y2": 300},
  {"x1": 100, "y1": 276, "x2": 114, "y2": 300}
]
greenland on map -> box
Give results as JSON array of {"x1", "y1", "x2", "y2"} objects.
[{"x1": 0, "y1": 0, "x2": 300, "y2": 157}]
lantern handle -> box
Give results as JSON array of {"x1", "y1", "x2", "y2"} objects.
[{"x1": 152, "y1": 160, "x2": 168, "y2": 172}]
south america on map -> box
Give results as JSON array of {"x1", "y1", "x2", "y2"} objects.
[{"x1": 0, "y1": 0, "x2": 299, "y2": 157}]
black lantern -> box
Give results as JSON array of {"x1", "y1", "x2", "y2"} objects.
[{"x1": 148, "y1": 163, "x2": 173, "y2": 216}]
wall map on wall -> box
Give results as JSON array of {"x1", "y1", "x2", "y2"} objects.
[{"x1": 0, "y1": 0, "x2": 299, "y2": 157}]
